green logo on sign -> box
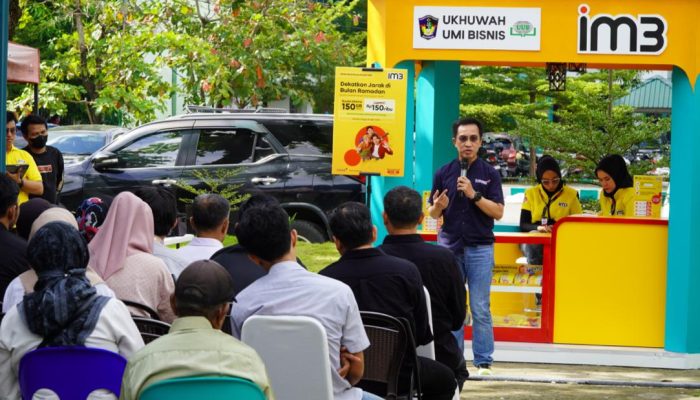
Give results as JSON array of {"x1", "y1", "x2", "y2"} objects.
[{"x1": 510, "y1": 21, "x2": 536, "y2": 37}]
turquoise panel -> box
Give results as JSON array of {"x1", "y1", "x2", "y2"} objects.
[
  {"x1": 665, "y1": 67, "x2": 700, "y2": 353},
  {"x1": 371, "y1": 61, "x2": 416, "y2": 243}
]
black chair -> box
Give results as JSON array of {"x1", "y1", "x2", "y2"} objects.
[
  {"x1": 358, "y1": 311, "x2": 422, "y2": 400},
  {"x1": 132, "y1": 317, "x2": 171, "y2": 344},
  {"x1": 121, "y1": 299, "x2": 160, "y2": 320},
  {"x1": 221, "y1": 315, "x2": 233, "y2": 335}
]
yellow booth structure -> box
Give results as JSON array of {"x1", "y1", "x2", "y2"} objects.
[{"x1": 366, "y1": 0, "x2": 700, "y2": 368}]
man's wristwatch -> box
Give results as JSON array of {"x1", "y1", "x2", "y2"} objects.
[{"x1": 471, "y1": 191, "x2": 482, "y2": 203}]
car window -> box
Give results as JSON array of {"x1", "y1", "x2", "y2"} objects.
[
  {"x1": 48, "y1": 133, "x2": 106, "y2": 155},
  {"x1": 116, "y1": 131, "x2": 184, "y2": 168},
  {"x1": 261, "y1": 120, "x2": 332, "y2": 156},
  {"x1": 195, "y1": 128, "x2": 260, "y2": 165}
]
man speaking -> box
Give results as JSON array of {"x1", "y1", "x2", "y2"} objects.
[{"x1": 428, "y1": 117, "x2": 504, "y2": 376}]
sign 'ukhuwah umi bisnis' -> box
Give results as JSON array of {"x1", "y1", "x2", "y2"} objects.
[
  {"x1": 332, "y1": 67, "x2": 408, "y2": 177},
  {"x1": 413, "y1": 6, "x2": 542, "y2": 50}
]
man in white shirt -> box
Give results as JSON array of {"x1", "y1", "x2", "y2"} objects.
[
  {"x1": 230, "y1": 202, "x2": 381, "y2": 400},
  {"x1": 177, "y1": 193, "x2": 229, "y2": 263}
]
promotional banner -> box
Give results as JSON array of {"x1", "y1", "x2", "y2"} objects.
[
  {"x1": 332, "y1": 67, "x2": 408, "y2": 177},
  {"x1": 633, "y1": 175, "x2": 663, "y2": 218},
  {"x1": 413, "y1": 6, "x2": 542, "y2": 51}
]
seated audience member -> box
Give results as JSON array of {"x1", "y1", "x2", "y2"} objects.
[
  {"x1": 0, "y1": 221, "x2": 144, "y2": 399},
  {"x1": 321, "y1": 201, "x2": 457, "y2": 400},
  {"x1": 120, "y1": 260, "x2": 272, "y2": 400},
  {"x1": 177, "y1": 194, "x2": 229, "y2": 263},
  {"x1": 15, "y1": 197, "x2": 53, "y2": 240},
  {"x1": 75, "y1": 196, "x2": 113, "y2": 243},
  {"x1": 379, "y1": 186, "x2": 469, "y2": 389},
  {"x1": 133, "y1": 187, "x2": 189, "y2": 279},
  {"x1": 3, "y1": 207, "x2": 115, "y2": 313},
  {"x1": 0, "y1": 175, "x2": 27, "y2": 300},
  {"x1": 89, "y1": 191, "x2": 176, "y2": 322},
  {"x1": 210, "y1": 194, "x2": 275, "y2": 297},
  {"x1": 231, "y1": 203, "x2": 381, "y2": 400}
]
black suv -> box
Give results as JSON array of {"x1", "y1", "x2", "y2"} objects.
[{"x1": 59, "y1": 112, "x2": 365, "y2": 242}]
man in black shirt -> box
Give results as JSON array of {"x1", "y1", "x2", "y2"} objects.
[
  {"x1": 379, "y1": 186, "x2": 469, "y2": 389},
  {"x1": 0, "y1": 175, "x2": 29, "y2": 299},
  {"x1": 321, "y1": 201, "x2": 456, "y2": 400},
  {"x1": 22, "y1": 115, "x2": 64, "y2": 204}
]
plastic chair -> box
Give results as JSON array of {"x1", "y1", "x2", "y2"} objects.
[
  {"x1": 121, "y1": 299, "x2": 160, "y2": 320},
  {"x1": 18, "y1": 346, "x2": 127, "y2": 400},
  {"x1": 416, "y1": 286, "x2": 436, "y2": 360},
  {"x1": 241, "y1": 315, "x2": 333, "y2": 400},
  {"x1": 139, "y1": 376, "x2": 266, "y2": 400},
  {"x1": 359, "y1": 311, "x2": 424, "y2": 400},
  {"x1": 132, "y1": 317, "x2": 171, "y2": 344}
]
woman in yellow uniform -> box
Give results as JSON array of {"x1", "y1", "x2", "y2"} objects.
[
  {"x1": 520, "y1": 155, "x2": 582, "y2": 234},
  {"x1": 520, "y1": 155, "x2": 582, "y2": 264},
  {"x1": 595, "y1": 154, "x2": 635, "y2": 217}
]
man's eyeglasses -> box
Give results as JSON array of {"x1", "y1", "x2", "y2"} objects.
[
  {"x1": 6, "y1": 127, "x2": 16, "y2": 135},
  {"x1": 541, "y1": 178, "x2": 561, "y2": 185},
  {"x1": 456, "y1": 134, "x2": 480, "y2": 143}
]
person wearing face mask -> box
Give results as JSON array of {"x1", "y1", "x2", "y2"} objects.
[
  {"x1": 519, "y1": 156, "x2": 582, "y2": 273},
  {"x1": 21, "y1": 114, "x2": 64, "y2": 204},
  {"x1": 595, "y1": 154, "x2": 635, "y2": 217}
]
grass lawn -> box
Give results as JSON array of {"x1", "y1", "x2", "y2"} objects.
[{"x1": 222, "y1": 235, "x2": 338, "y2": 273}]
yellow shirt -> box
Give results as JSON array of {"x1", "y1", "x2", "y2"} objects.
[
  {"x1": 522, "y1": 185, "x2": 583, "y2": 223},
  {"x1": 598, "y1": 187, "x2": 636, "y2": 216},
  {"x1": 5, "y1": 146, "x2": 42, "y2": 205}
]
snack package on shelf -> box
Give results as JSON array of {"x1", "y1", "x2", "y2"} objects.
[
  {"x1": 527, "y1": 274, "x2": 543, "y2": 286},
  {"x1": 514, "y1": 273, "x2": 529, "y2": 286}
]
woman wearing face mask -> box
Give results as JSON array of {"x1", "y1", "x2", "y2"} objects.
[{"x1": 595, "y1": 154, "x2": 635, "y2": 217}]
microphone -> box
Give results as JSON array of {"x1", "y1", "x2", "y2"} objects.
[{"x1": 459, "y1": 159, "x2": 468, "y2": 198}]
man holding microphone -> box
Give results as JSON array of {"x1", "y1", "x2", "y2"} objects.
[{"x1": 428, "y1": 117, "x2": 504, "y2": 376}]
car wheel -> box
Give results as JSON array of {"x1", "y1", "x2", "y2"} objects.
[{"x1": 291, "y1": 220, "x2": 326, "y2": 243}]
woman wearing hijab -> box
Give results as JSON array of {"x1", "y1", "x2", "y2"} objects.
[
  {"x1": 520, "y1": 156, "x2": 582, "y2": 265},
  {"x1": 595, "y1": 154, "x2": 635, "y2": 216},
  {"x1": 15, "y1": 197, "x2": 53, "y2": 240},
  {"x1": 2, "y1": 207, "x2": 115, "y2": 313},
  {"x1": 0, "y1": 221, "x2": 144, "y2": 399},
  {"x1": 75, "y1": 196, "x2": 112, "y2": 243},
  {"x1": 88, "y1": 191, "x2": 176, "y2": 322}
]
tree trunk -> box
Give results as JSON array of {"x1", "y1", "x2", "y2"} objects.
[
  {"x1": 73, "y1": 0, "x2": 99, "y2": 124},
  {"x1": 9, "y1": 0, "x2": 21, "y2": 39}
]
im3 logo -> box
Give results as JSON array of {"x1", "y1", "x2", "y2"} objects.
[{"x1": 577, "y1": 4, "x2": 667, "y2": 55}]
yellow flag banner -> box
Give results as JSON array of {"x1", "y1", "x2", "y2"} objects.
[{"x1": 332, "y1": 67, "x2": 408, "y2": 177}]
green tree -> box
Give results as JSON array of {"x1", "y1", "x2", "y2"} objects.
[
  {"x1": 515, "y1": 70, "x2": 670, "y2": 177},
  {"x1": 460, "y1": 66, "x2": 549, "y2": 133},
  {"x1": 10, "y1": 0, "x2": 172, "y2": 124},
  {"x1": 157, "y1": 0, "x2": 364, "y2": 111}
]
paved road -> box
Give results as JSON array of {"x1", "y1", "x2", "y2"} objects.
[{"x1": 460, "y1": 362, "x2": 700, "y2": 399}]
